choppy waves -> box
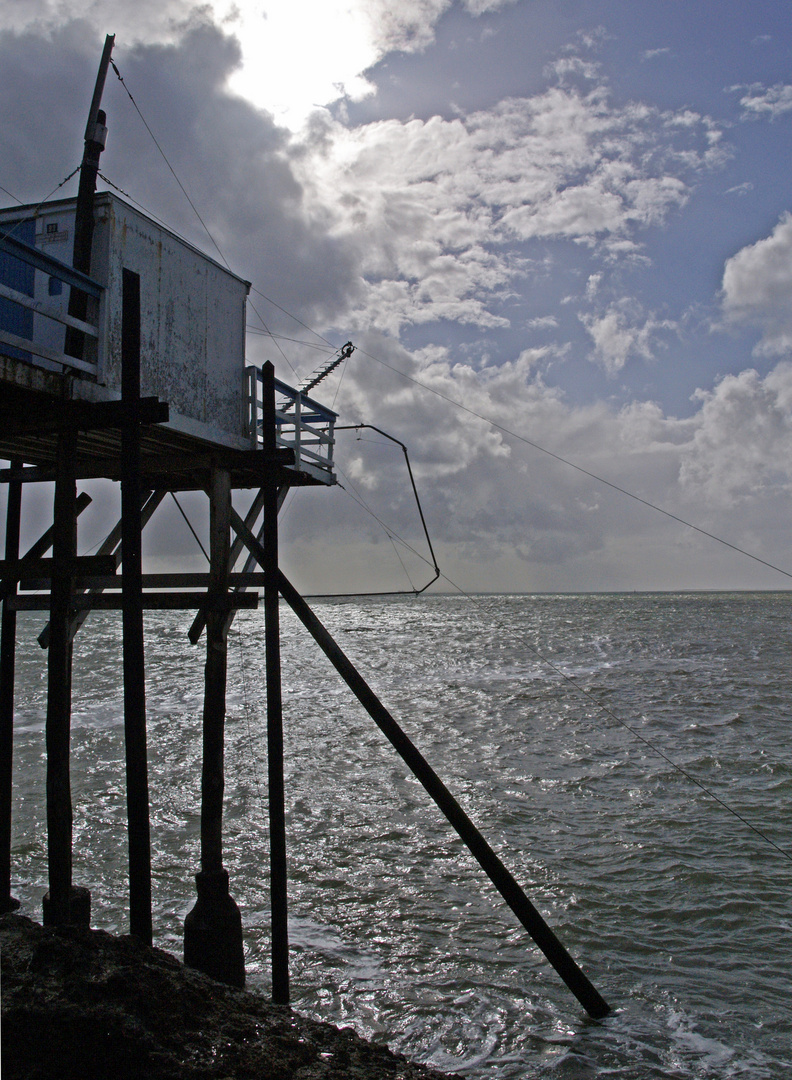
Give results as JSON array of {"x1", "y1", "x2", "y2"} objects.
[{"x1": 9, "y1": 592, "x2": 792, "y2": 1077}]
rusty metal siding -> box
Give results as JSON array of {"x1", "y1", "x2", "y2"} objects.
[
  {"x1": 0, "y1": 193, "x2": 251, "y2": 448},
  {"x1": 93, "y1": 195, "x2": 249, "y2": 443}
]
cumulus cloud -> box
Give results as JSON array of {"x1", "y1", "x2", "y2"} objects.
[
  {"x1": 294, "y1": 83, "x2": 723, "y2": 335},
  {"x1": 361, "y1": 0, "x2": 519, "y2": 54},
  {"x1": 735, "y1": 82, "x2": 792, "y2": 121},
  {"x1": 288, "y1": 337, "x2": 792, "y2": 590},
  {"x1": 722, "y1": 213, "x2": 792, "y2": 356},
  {"x1": 545, "y1": 56, "x2": 601, "y2": 82},
  {"x1": 2, "y1": 10, "x2": 729, "y2": 352},
  {"x1": 679, "y1": 365, "x2": 792, "y2": 505},
  {"x1": 5, "y1": 9, "x2": 787, "y2": 591},
  {"x1": 579, "y1": 302, "x2": 675, "y2": 375}
]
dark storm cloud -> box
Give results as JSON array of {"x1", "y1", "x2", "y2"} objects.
[{"x1": 1, "y1": 19, "x2": 362, "y2": 339}]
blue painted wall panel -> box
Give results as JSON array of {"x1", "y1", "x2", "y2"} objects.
[{"x1": 0, "y1": 218, "x2": 35, "y2": 361}]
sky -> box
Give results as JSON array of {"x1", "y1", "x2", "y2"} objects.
[{"x1": 2, "y1": 0, "x2": 792, "y2": 593}]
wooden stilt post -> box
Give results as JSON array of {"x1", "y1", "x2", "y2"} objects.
[
  {"x1": 0, "y1": 458, "x2": 22, "y2": 912},
  {"x1": 261, "y1": 360, "x2": 289, "y2": 1005},
  {"x1": 43, "y1": 416, "x2": 89, "y2": 927},
  {"x1": 202, "y1": 467, "x2": 230, "y2": 878},
  {"x1": 121, "y1": 268, "x2": 152, "y2": 944},
  {"x1": 184, "y1": 467, "x2": 245, "y2": 987}
]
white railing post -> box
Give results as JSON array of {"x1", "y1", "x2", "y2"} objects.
[
  {"x1": 326, "y1": 417, "x2": 335, "y2": 470},
  {"x1": 294, "y1": 392, "x2": 302, "y2": 470},
  {"x1": 97, "y1": 284, "x2": 108, "y2": 383},
  {"x1": 245, "y1": 367, "x2": 258, "y2": 448}
]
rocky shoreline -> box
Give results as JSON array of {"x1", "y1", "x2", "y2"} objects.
[{"x1": 1, "y1": 914, "x2": 455, "y2": 1080}]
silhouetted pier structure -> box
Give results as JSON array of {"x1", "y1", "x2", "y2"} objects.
[
  {"x1": 0, "y1": 38, "x2": 610, "y2": 1018},
  {"x1": 0, "y1": 189, "x2": 337, "y2": 992}
]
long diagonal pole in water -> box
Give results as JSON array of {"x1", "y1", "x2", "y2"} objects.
[{"x1": 229, "y1": 508, "x2": 610, "y2": 1019}]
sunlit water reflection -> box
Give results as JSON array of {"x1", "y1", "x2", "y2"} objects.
[{"x1": 9, "y1": 593, "x2": 792, "y2": 1077}]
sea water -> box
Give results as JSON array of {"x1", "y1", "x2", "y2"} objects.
[{"x1": 8, "y1": 592, "x2": 792, "y2": 1077}]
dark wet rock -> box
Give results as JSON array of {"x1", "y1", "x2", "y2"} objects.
[{"x1": 1, "y1": 914, "x2": 454, "y2": 1080}]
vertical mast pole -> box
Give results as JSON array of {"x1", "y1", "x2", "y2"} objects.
[
  {"x1": 66, "y1": 32, "x2": 114, "y2": 360},
  {"x1": 73, "y1": 33, "x2": 114, "y2": 277}
]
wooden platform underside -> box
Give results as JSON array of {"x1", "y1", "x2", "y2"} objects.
[{"x1": 0, "y1": 381, "x2": 321, "y2": 490}]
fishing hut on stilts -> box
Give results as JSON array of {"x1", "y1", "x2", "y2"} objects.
[{"x1": 0, "y1": 37, "x2": 610, "y2": 1021}]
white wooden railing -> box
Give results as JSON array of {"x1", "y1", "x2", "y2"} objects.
[
  {"x1": 246, "y1": 366, "x2": 337, "y2": 483},
  {"x1": 0, "y1": 232, "x2": 103, "y2": 377}
]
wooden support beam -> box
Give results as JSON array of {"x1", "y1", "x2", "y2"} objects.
[
  {"x1": 121, "y1": 267, "x2": 152, "y2": 945},
  {"x1": 153, "y1": 448, "x2": 295, "y2": 474},
  {"x1": 278, "y1": 569, "x2": 611, "y2": 1018},
  {"x1": 45, "y1": 423, "x2": 76, "y2": 917},
  {"x1": 187, "y1": 488, "x2": 268, "y2": 645},
  {"x1": 0, "y1": 466, "x2": 58, "y2": 484},
  {"x1": 20, "y1": 572, "x2": 268, "y2": 592},
  {"x1": 140, "y1": 449, "x2": 296, "y2": 493},
  {"x1": 12, "y1": 592, "x2": 259, "y2": 612},
  {"x1": 37, "y1": 490, "x2": 166, "y2": 648},
  {"x1": 0, "y1": 492, "x2": 92, "y2": 604},
  {"x1": 0, "y1": 397, "x2": 169, "y2": 438},
  {"x1": 222, "y1": 487, "x2": 289, "y2": 643},
  {"x1": 0, "y1": 449, "x2": 297, "y2": 488},
  {"x1": 0, "y1": 459, "x2": 22, "y2": 913},
  {"x1": 43, "y1": 422, "x2": 89, "y2": 928},
  {"x1": 201, "y1": 468, "x2": 231, "y2": 879},
  {"x1": 0, "y1": 556, "x2": 117, "y2": 579}
]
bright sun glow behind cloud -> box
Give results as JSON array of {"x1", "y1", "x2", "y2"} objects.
[{"x1": 212, "y1": 0, "x2": 382, "y2": 128}]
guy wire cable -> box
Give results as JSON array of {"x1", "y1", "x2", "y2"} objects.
[
  {"x1": 0, "y1": 185, "x2": 22, "y2": 204},
  {"x1": 353, "y1": 345, "x2": 792, "y2": 584},
  {"x1": 105, "y1": 54, "x2": 792, "y2": 587},
  {"x1": 169, "y1": 493, "x2": 209, "y2": 563},
  {"x1": 110, "y1": 58, "x2": 230, "y2": 272},
  {"x1": 309, "y1": 480, "x2": 791, "y2": 865},
  {"x1": 19, "y1": 49, "x2": 792, "y2": 586},
  {"x1": 0, "y1": 165, "x2": 82, "y2": 245},
  {"x1": 301, "y1": 427, "x2": 440, "y2": 598}
]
